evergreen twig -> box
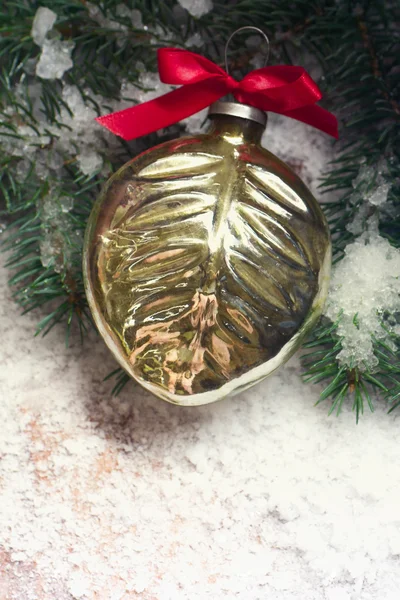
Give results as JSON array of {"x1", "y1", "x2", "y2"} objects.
[{"x1": 1, "y1": 0, "x2": 399, "y2": 415}]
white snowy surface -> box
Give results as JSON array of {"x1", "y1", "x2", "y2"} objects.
[{"x1": 1, "y1": 244, "x2": 400, "y2": 600}]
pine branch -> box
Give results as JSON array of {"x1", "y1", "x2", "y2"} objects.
[
  {"x1": 302, "y1": 318, "x2": 399, "y2": 421},
  {"x1": 299, "y1": 2, "x2": 400, "y2": 416},
  {"x1": 104, "y1": 367, "x2": 131, "y2": 396},
  {"x1": 1, "y1": 0, "x2": 399, "y2": 415}
]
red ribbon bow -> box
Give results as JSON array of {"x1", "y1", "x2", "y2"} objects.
[{"x1": 96, "y1": 48, "x2": 338, "y2": 140}]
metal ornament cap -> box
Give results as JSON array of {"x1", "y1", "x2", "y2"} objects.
[{"x1": 208, "y1": 101, "x2": 267, "y2": 128}]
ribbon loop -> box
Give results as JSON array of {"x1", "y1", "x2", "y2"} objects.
[{"x1": 96, "y1": 47, "x2": 338, "y2": 140}]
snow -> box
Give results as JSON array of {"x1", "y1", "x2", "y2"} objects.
[
  {"x1": 31, "y1": 7, "x2": 57, "y2": 47},
  {"x1": 186, "y1": 32, "x2": 204, "y2": 47},
  {"x1": 337, "y1": 158, "x2": 398, "y2": 368},
  {"x1": 178, "y1": 0, "x2": 214, "y2": 18},
  {"x1": 325, "y1": 220, "x2": 400, "y2": 370},
  {"x1": 263, "y1": 112, "x2": 334, "y2": 198},
  {"x1": 183, "y1": 108, "x2": 209, "y2": 133},
  {"x1": 86, "y1": 3, "x2": 143, "y2": 31},
  {"x1": 369, "y1": 182, "x2": 390, "y2": 207},
  {"x1": 36, "y1": 39, "x2": 75, "y2": 80},
  {"x1": 31, "y1": 7, "x2": 74, "y2": 80},
  {"x1": 347, "y1": 202, "x2": 370, "y2": 236},
  {"x1": 351, "y1": 162, "x2": 391, "y2": 208},
  {"x1": 39, "y1": 192, "x2": 76, "y2": 272},
  {"x1": 77, "y1": 149, "x2": 103, "y2": 177},
  {"x1": 120, "y1": 73, "x2": 173, "y2": 107}
]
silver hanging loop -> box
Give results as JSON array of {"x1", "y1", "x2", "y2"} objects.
[{"x1": 224, "y1": 26, "x2": 270, "y2": 76}]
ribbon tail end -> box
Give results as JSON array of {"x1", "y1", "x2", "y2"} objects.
[
  {"x1": 329, "y1": 115, "x2": 339, "y2": 140},
  {"x1": 95, "y1": 115, "x2": 133, "y2": 141}
]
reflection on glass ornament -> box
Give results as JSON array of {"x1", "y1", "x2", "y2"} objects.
[{"x1": 84, "y1": 101, "x2": 331, "y2": 405}]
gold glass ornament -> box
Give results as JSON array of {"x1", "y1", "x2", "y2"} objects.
[{"x1": 83, "y1": 102, "x2": 331, "y2": 405}]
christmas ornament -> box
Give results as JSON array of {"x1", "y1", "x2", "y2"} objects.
[{"x1": 84, "y1": 29, "x2": 336, "y2": 405}]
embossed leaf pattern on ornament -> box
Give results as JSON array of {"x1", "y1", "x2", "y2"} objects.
[{"x1": 96, "y1": 140, "x2": 327, "y2": 397}]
